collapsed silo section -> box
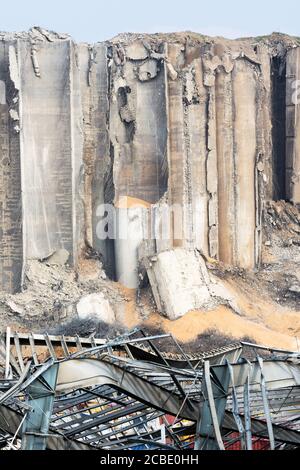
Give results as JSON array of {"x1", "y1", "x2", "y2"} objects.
[
  {"x1": 108, "y1": 40, "x2": 168, "y2": 288},
  {"x1": 0, "y1": 41, "x2": 23, "y2": 293},
  {"x1": 286, "y1": 47, "x2": 300, "y2": 204}
]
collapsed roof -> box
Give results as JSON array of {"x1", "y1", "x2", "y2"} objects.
[{"x1": 0, "y1": 328, "x2": 299, "y2": 450}]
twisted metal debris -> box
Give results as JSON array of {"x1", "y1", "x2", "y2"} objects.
[{"x1": 0, "y1": 328, "x2": 299, "y2": 450}]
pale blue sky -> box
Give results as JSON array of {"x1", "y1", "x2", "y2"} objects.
[{"x1": 2, "y1": 0, "x2": 300, "y2": 43}]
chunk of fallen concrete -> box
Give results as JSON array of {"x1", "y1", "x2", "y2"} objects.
[
  {"x1": 43, "y1": 249, "x2": 70, "y2": 266},
  {"x1": 126, "y1": 41, "x2": 149, "y2": 60},
  {"x1": 76, "y1": 293, "x2": 115, "y2": 324},
  {"x1": 289, "y1": 284, "x2": 300, "y2": 294},
  {"x1": 141, "y1": 248, "x2": 213, "y2": 320},
  {"x1": 141, "y1": 248, "x2": 242, "y2": 320},
  {"x1": 166, "y1": 61, "x2": 178, "y2": 80},
  {"x1": 208, "y1": 280, "x2": 242, "y2": 315},
  {"x1": 6, "y1": 299, "x2": 24, "y2": 315}
]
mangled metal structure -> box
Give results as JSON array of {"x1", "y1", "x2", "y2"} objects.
[{"x1": 0, "y1": 329, "x2": 299, "y2": 450}]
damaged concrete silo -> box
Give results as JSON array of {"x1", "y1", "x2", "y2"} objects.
[{"x1": 0, "y1": 28, "x2": 299, "y2": 303}]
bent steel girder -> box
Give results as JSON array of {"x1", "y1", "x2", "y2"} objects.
[
  {"x1": 127, "y1": 343, "x2": 243, "y2": 368},
  {"x1": 21, "y1": 363, "x2": 59, "y2": 450},
  {"x1": 54, "y1": 357, "x2": 300, "y2": 448},
  {"x1": 213, "y1": 359, "x2": 300, "y2": 392},
  {"x1": 2, "y1": 392, "x2": 300, "y2": 451},
  {"x1": 3, "y1": 329, "x2": 243, "y2": 375},
  {"x1": 223, "y1": 410, "x2": 300, "y2": 445},
  {"x1": 1, "y1": 339, "x2": 300, "y2": 451},
  {"x1": 195, "y1": 360, "x2": 231, "y2": 450},
  {"x1": 55, "y1": 357, "x2": 300, "y2": 394},
  {"x1": 56, "y1": 358, "x2": 199, "y2": 420},
  {"x1": 0, "y1": 405, "x2": 95, "y2": 450}
]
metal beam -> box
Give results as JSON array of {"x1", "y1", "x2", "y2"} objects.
[
  {"x1": 227, "y1": 360, "x2": 245, "y2": 449},
  {"x1": 0, "y1": 405, "x2": 94, "y2": 450},
  {"x1": 258, "y1": 357, "x2": 275, "y2": 450},
  {"x1": 21, "y1": 363, "x2": 59, "y2": 450},
  {"x1": 56, "y1": 358, "x2": 199, "y2": 420},
  {"x1": 197, "y1": 361, "x2": 230, "y2": 450},
  {"x1": 244, "y1": 375, "x2": 252, "y2": 450}
]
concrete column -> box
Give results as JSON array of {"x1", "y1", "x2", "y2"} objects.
[
  {"x1": 0, "y1": 42, "x2": 23, "y2": 293},
  {"x1": 166, "y1": 44, "x2": 187, "y2": 248},
  {"x1": 232, "y1": 60, "x2": 257, "y2": 269},
  {"x1": 114, "y1": 197, "x2": 149, "y2": 288},
  {"x1": 18, "y1": 39, "x2": 84, "y2": 265},
  {"x1": 109, "y1": 41, "x2": 168, "y2": 285},
  {"x1": 286, "y1": 48, "x2": 300, "y2": 204},
  {"x1": 215, "y1": 68, "x2": 235, "y2": 265},
  {"x1": 77, "y1": 43, "x2": 113, "y2": 275},
  {"x1": 186, "y1": 56, "x2": 209, "y2": 255}
]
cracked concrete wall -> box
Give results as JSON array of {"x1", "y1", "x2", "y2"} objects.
[
  {"x1": 109, "y1": 40, "x2": 168, "y2": 204},
  {"x1": 286, "y1": 47, "x2": 300, "y2": 204},
  {"x1": 19, "y1": 39, "x2": 79, "y2": 262},
  {"x1": 108, "y1": 40, "x2": 169, "y2": 286},
  {"x1": 0, "y1": 29, "x2": 299, "y2": 293},
  {"x1": 77, "y1": 43, "x2": 113, "y2": 274},
  {"x1": 165, "y1": 42, "x2": 268, "y2": 268},
  {"x1": 106, "y1": 37, "x2": 278, "y2": 282},
  {"x1": 232, "y1": 59, "x2": 257, "y2": 269},
  {"x1": 0, "y1": 32, "x2": 85, "y2": 293},
  {"x1": 0, "y1": 41, "x2": 23, "y2": 293}
]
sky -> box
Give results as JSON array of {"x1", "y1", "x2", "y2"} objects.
[{"x1": 2, "y1": 0, "x2": 300, "y2": 43}]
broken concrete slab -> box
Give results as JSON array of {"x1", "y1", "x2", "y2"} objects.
[
  {"x1": 126, "y1": 41, "x2": 149, "y2": 60},
  {"x1": 141, "y1": 247, "x2": 243, "y2": 320},
  {"x1": 43, "y1": 249, "x2": 70, "y2": 266},
  {"x1": 137, "y1": 59, "x2": 158, "y2": 81},
  {"x1": 289, "y1": 284, "x2": 300, "y2": 294},
  {"x1": 76, "y1": 293, "x2": 115, "y2": 324},
  {"x1": 5, "y1": 299, "x2": 24, "y2": 316},
  {"x1": 141, "y1": 248, "x2": 213, "y2": 320}
]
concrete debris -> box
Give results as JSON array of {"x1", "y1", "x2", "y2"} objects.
[
  {"x1": 0, "y1": 258, "x2": 123, "y2": 328},
  {"x1": 76, "y1": 292, "x2": 115, "y2": 323},
  {"x1": 8, "y1": 45, "x2": 20, "y2": 90},
  {"x1": 141, "y1": 248, "x2": 238, "y2": 320},
  {"x1": 126, "y1": 41, "x2": 149, "y2": 60},
  {"x1": 42, "y1": 249, "x2": 70, "y2": 266},
  {"x1": 31, "y1": 45, "x2": 41, "y2": 77},
  {"x1": 5, "y1": 300, "x2": 24, "y2": 316},
  {"x1": 222, "y1": 54, "x2": 234, "y2": 73},
  {"x1": 29, "y1": 26, "x2": 70, "y2": 42},
  {"x1": 9, "y1": 109, "x2": 19, "y2": 121},
  {"x1": 166, "y1": 60, "x2": 178, "y2": 80},
  {"x1": 289, "y1": 284, "x2": 300, "y2": 294},
  {"x1": 137, "y1": 59, "x2": 158, "y2": 81}
]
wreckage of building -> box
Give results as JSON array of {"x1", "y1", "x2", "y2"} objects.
[
  {"x1": 0, "y1": 329, "x2": 299, "y2": 450},
  {"x1": 0, "y1": 27, "x2": 300, "y2": 295},
  {"x1": 0, "y1": 27, "x2": 299, "y2": 451}
]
